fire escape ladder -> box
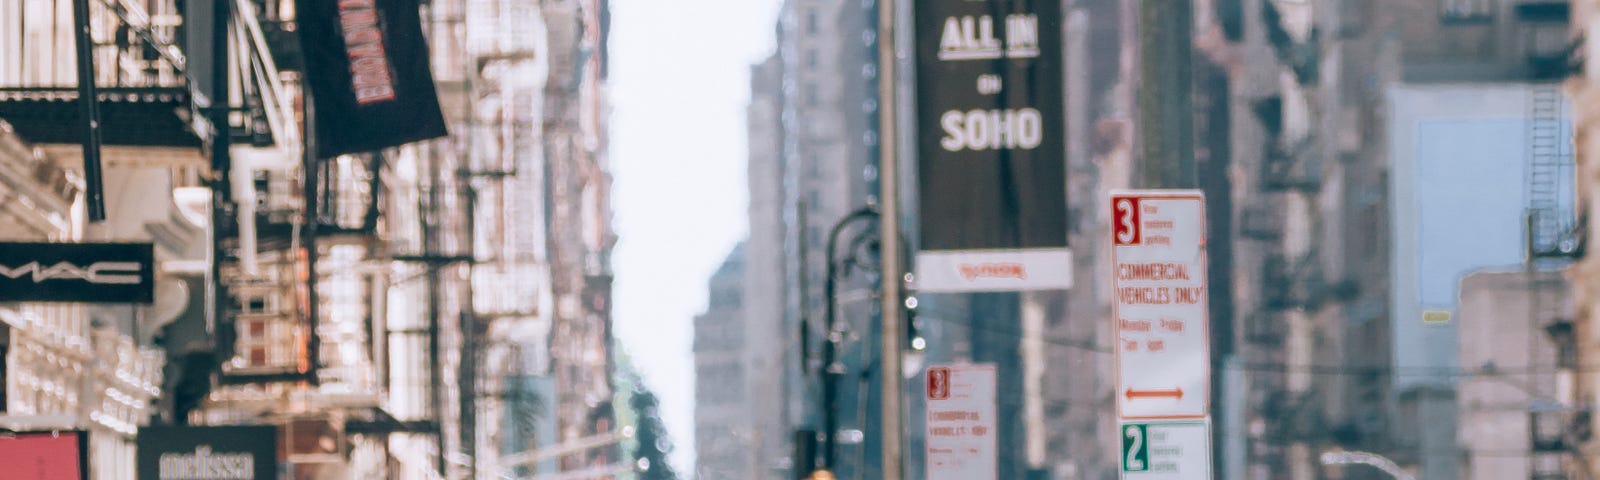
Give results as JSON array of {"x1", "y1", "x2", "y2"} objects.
[{"x1": 1525, "y1": 84, "x2": 1586, "y2": 263}]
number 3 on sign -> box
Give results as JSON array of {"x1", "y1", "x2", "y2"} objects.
[
  {"x1": 1122, "y1": 423, "x2": 1149, "y2": 472},
  {"x1": 1113, "y1": 196, "x2": 1142, "y2": 246}
]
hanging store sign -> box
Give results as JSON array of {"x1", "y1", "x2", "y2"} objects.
[
  {"x1": 137, "y1": 425, "x2": 279, "y2": 480},
  {"x1": 0, "y1": 242, "x2": 154, "y2": 303},
  {"x1": 913, "y1": 0, "x2": 1071, "y2": 292},
  {"x1": 0, "y1": 431, "x2": 89, "y2": 480},
  {"x1": 296, "y1": 0, "x2": 448, "y2": 158}
]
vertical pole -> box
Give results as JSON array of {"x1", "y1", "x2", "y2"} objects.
[
  {"x1": 212, "y1": 0, "x2": 233, "y2": 191},
  {"x1": 205, "y1": 0, "x2": 236, "y2": 429},
  {"x1": 70, "y1": 0, "x2": 105, "y2": 222},
  {"x1": 303, "y1": 93, "x2": 322, "y2": 386},
  {"x1": 1138, "y1": 1, "x2": 1207, "y2": 477},
  {"x1": 460, "y1": 312, "x2": 478, "y2": 479},
  {"x1": 1137, "y1": 0, "x2": 1196, "y2": 189},
  {"x1": 207, "y1": 0, "x2": 234, "y2": 368},
  {"x1": 460, "y1": 185, "x2": 479, "y2": 480},
  {"x1": 877, "y1": 0, "x2": 904, "y2": 478},
  {"x1": 797, "y1": 197, "x2": 811, "y2": 417},
  {"x1": 424, "y1": 146, "x2": 447, "y2": 477},
  {"x1": 428, "y1": 260, "x2": 446, "y2": 477},
  {"x1": 821, "y1": 231, "x2": 839, "y2": 471}
]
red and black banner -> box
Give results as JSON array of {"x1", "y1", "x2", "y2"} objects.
[{"x1": 296, "y1": 0, "x2": 448, "y2": 158}]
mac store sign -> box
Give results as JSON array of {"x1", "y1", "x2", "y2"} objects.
[{"x1": 0, "y1": 242, "x2": 155, "y2": 303}]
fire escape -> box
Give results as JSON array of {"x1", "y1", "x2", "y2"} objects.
[
  {"x1": 0, "y1": 0, "x2": 299, "y2": 432},
  {"x1": 1233, "y1": 0, "x2": 1340, "y2": 475},
  {"x1": 0, "y1": 0, "x2": 204, "y2": 157},
  {"x1": 0, "y1": 0, "x2": 459, "y2": 475},
  {"x1": 188, "y1": 1, "x2": 416, "y2": 476},
  {"x1": 1519, "y1": 2, "x2": 1584, "y2": 479}
]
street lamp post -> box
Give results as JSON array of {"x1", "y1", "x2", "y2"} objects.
[
  {"x1": 1319, "y1": 450, "x2": 1415, "y2": 480},
  {"x1": 820, "y1": 206, "x2": 881, "y2": 472},
  {"x1": 813, "y1": 204, "x2": 922, "y2": 477}
]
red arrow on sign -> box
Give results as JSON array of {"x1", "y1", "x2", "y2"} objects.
[{"x1": 1125, "y1": 387, "x2": 1183, "y2": 400}]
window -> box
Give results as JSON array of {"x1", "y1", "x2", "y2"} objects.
[
  {"x1": 806, "y1": 49, "x2": 818, "y2": 68},
  {"x1": 699, "y1": 363, "x2": 746, "y2": 404},
  {"x1": 230, "y1": 285, "x2": 301, "y2": 372},
  {"x1": 806, "y1": 10, "x2": 818, "y2": 34},
  {"x1": 1440, "y1": 0, "x2": 1494, "y2": 21}
]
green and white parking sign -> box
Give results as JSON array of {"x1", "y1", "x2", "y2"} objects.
[
  {"x1": 1123, "y1": 423, "x2": 1150, "y2": 472},
  {"x1": 1119, "y1": 420, "x2": 1212, "y2": 479}
]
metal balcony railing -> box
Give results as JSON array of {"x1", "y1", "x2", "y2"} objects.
[
  {"x1": 0, "y1": 0, "x2": 297, "y2": 152},
  {"x1": 1261, "y1": 252, "x2": 1328, "y2": 311},
  {"x1": 1260, "y1": 0, "x2": 1319, "y2": 85},
  {"x1": 0, "y1": 0, "x2": 195, "y2": 147},
  {"x1": 1441, "y1": 0, "x2": 1496, "y2": 23},
  {"x1": 1532, "y1": 409, "x2": 1571, "y2": 452},
  {"x1": 1239, "y1": 201, "x2": 1284, "y2": 241},
  {"x1": 1245, "y1": 311, "x2": 1287, "y2": 345},
  {"x1": 1260, "y1": 136, "x2": 1321, "y2": 192}
]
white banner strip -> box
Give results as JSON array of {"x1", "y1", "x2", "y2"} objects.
[{"x1": 914, "y1": 248, "x2": 1074, "y2": 293}]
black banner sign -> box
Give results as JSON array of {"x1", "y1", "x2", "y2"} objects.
[
  {"x1": 0, "y1": 242, "x2": 154, "y2": 303},
  {"x1": 913, "y1": 0, "x2": 1070, "y2": 292},
  {"x1": 137, "y1": 425, "x2": 279, "y2": 480},
  {"x1": 296, "y1": 0, "x2": 448, "y2": 158}
]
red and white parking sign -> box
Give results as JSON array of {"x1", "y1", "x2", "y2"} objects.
[
  {"x1": 1110, "y1": 190, "x2": 1211, "y2": 420},
  {"x1": 925, "y1": 364, "x2": 997, "y2": 480}
]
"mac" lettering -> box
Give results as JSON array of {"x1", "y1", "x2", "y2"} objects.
[{"x1": 0, "y1": 261, "x2": 143, "y2": 285}]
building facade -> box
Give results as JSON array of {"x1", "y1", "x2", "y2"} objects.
[
  {"x1": 1193, "y1": 1, "x2": 1568, "y2": 478},
  {"x1": 0, "y1": 0, "x2": 619, "y2": 478},
  {"x1": 1567, "y1": 1, "x2": 1600, "y2": 479},
  {"x1": 697, "y1": 0, "x2": 883, "y2": 475},
  {"x1": 1456, "y1": 269, "x2": 1571, "y2": 480},
  {"x1": 693, "y1": 244, "x2": 753, "y2": 479},
  {"x1": 0, "y1": 126, "x2": 171, "y2": 479}
]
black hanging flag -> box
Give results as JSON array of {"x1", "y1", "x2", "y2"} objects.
[
  {"x1": 912, "y1": 0, "x2": 1071, "y2": 292},
  {"x1": 296, "y1": 0, "x2": 448, "y2": 158}
]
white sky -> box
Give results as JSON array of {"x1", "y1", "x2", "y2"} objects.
[{"x1": 608, "y1": 0, "x2": 781, "y2": 474}]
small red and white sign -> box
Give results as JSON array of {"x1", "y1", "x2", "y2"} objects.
[
  {"x1": 1111, "y1": 190, "x2": 1210, "y2": 420},
  {"x1": 927, "y1": 366, "x2": 952, "y2": 399},
  {"x1": 925, "y1": 364, "x2": 997, "y2": 480},
  {"x1": 916, "y1": 249, "x2": 1074, "y2": 292}
]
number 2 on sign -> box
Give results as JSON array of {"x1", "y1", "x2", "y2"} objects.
[
  {"x1": 1114, "y1": 197, "x2": 1142, "y2": 246},
  {"x1": 1123, "y1": 424, "x2": 1148, "y2": 472}
]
